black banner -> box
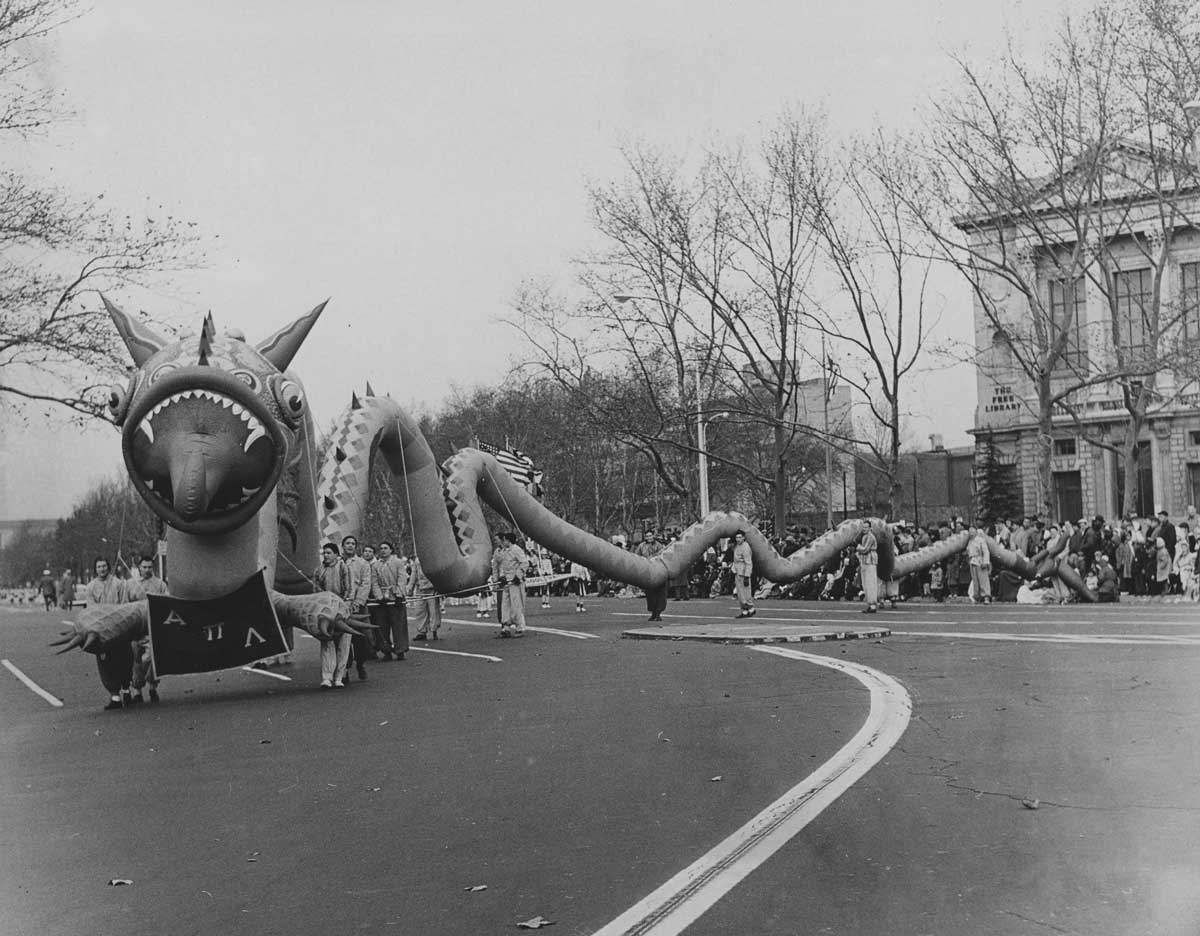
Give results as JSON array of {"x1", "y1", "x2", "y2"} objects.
[{"x1": 147, "y1": 571, "x2": 287, "y2": 676}]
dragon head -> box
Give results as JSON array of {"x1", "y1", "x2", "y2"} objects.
[{"x1": 104, "y1": 297, "x2": 325, "y2": 536}]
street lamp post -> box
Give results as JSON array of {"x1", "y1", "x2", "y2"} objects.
[{"x1": 696, "y1": 364, "x2": 711, "y2": 517}]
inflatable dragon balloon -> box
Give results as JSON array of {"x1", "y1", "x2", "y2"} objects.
[{"x1": 53, "y1": 301, "x2": 1095, "y2": 672}]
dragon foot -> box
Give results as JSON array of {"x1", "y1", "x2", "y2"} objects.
[
  {"x1": 50, "y1": 601, "x2": 149, "y2": 655},
  {"x1": 272, "y1": 591, "x2": 374, "y2": 640}
]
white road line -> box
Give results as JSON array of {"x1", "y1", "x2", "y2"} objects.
[
  {"x1": 410, "y1": 646, "x2": 502, "y2": 662},
  {"x1": 891, "y1": 630, "x2": 1200, "y2": 646},
  {"x1": 2, "y1": 659, "x2": 64, "y2": 707},
  {"x1": 241, "y1": 665, "x2": 293, "y2": 681},
  {"x1": 444, "y1": 617, "x2": 599, "y2": 639},
  {"x1": 530, "y1": 626, "x2": 601, "y2": 639},
  {"x1": 592, "y1": 646, "x2": 911, "y2": 936}
]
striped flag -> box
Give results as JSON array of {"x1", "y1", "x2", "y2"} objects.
[{"x1": 478, "y1": 441, "x2": 537, "y2": 487}]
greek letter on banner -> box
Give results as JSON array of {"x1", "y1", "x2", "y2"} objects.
[{"x1": 147, "y1": 571, "x2": 288, "y2": 676}]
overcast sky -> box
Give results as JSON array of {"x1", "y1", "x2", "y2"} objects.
[{"x1": 0, "y1": 0, "x2": 1069, "y2": 522}]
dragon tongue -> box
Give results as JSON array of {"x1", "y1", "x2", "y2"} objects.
[{"x1": 172, "y1": 448, "x2": 212, "y2": 521}]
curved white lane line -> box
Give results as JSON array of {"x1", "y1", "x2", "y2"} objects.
[
  {"x1": 2, "y1": 659, "x2": 63, "y2": 707},
  {"x1": 892, "y1": 631, "x2": 1200, "y2": 646},
  {"x1": 592, "y1": 646, "x2": 911, "y2": 936}
]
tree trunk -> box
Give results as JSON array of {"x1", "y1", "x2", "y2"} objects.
[
  {"x1": 886, "y1": 397, "x2": 902, "y2": 521},
  {"x1": 1035, "y1": 383, "x2": 1055, "y2": 521},
  {"x1": 773, "y1": 420, "x2": 787, "y2": 534},
  {"x1": 1120, "y1": 388, "x2": 1149, "y2": 519}
]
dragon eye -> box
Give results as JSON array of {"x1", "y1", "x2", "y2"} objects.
[
  {"x1": 233, "y1": 370, "x2": 260, "y2": 391},
  {"x1": 150, "y1": 362, "x2": 178, "y2": 383},
  {"x1": 107, "y1": 381, "x2": 133, "y2": 423},
  {"x1": 272, "y1": 376, "x2": 306, "y2": 422}
]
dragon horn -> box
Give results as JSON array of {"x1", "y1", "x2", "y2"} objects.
[
  {"x1": 103, "y1": 295, "x2": 169, "y2": 367},
  {"x1": 364, "y1": 380, "x2": 376, "y2": 397},
  {"x1": 255, "y1": 300, "x2": 328, "y2": 371}
]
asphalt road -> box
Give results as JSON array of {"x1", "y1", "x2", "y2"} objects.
[{"x1": 3, "y1": 596, "x2": 1199, "y2": 935}]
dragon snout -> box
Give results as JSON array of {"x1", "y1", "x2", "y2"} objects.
[{"x1": 123, "y1": 374, "x2": 286, "y2": 535}]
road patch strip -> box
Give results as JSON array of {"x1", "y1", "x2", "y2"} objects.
[
  {"x1": 891, "y1": 630, "x2": 1200, "y2": 646},
  {"x1": 591, "y1": 646, "x2": 911, "y2": 936},
  {"x1": 2, "y1": 659, "x2": 63, "y2": 707},
  {"x1": 621, "y1": 623, "x2": 889, "y2": 644}
]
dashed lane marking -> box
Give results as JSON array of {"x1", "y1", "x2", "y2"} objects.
[
  {"x1": 2, "y1": 659, "x2": 63, "y2": 707},
  {"x1": 409, "y1": 646, "x2": 502, "y2": 662},
  {"x1": 241, "y1": 665, "x2": 293, "y2": 681},
  {"x1": 591, "y1": 646, "x2": 911, "y2": 936},
  {"x1": 443, "y1": 617, "x2": 600, "y2": 639}
]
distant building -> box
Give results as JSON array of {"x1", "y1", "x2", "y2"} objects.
[
  {"x1": 855, "y1": 438, "x2": 976, "y2": 525},
  {"x1": 789, "y1": 376, "x2": 857, "y2": 515},
  {"x1": 0, "y1": 518, "x2": 58, "y2": 551},
  {"x1": 962, "y1": 140, "x2": 1200, "y2": 521}
]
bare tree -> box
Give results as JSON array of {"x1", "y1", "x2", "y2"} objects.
[
  {"x1": 511, "y1": 117, "x2": 844, "y2": 533},
  {"x1": 0, "y1": 0, "x2": 204, "y2": 420},
  {"x1": 809, "y1": 130, "x2": 943, "y2": 520}
]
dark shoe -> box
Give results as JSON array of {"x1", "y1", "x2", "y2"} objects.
[
  {"x1": 149, "y1": 687, "x2": 159, "y2": 703},
  {"x1": 414, "y1": 633, "x2": 427, "y2": 641},
  {"x1": 396, "y1": 652, "x2": 405, "y2": 660},
  {"x1": 129, "y1": 693, "x2": 144, "y2": 705},
  {"x1": 735, "y1": 611, "x2": 748, "y2": 619},
  {"x1": 104, "y1": 697, "x2": 124, "y2": 711},
  {"x1": 862, "y1": 605, "x2": 877, "y2": 614},
  {"x1": 746, "y1": 607, "x2": 757, "y2": 617},
  {"x1": 357, "y1": 665, "x2": 368, "y2": 681},
  {"x1": 431, "y1": 633, "x2": 439, "y2": 641}
]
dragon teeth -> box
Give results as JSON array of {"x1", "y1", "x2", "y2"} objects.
[
  {"x1": 138, "y1": 418, "x2": 155, "y2": 444},
  {"x1": 243, "y1": 421, "x2": 266, "y2": 452},
  {"x1": 241, "y1": 485, "x2": 261, "y2": 501}
]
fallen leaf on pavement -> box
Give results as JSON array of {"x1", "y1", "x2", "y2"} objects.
[
  {"x1": 465, "y1": 884, "x2": 488, "y2": 892},
  {"x1": 1021, "y1": 798, "x2": 1040, "y2": 810},
  {"x1": 108, "y1": 879, "x2": 133, "y2": 886},
  {"x1": 710, "y1": 776, "x2": 722, "y2": 782},
  {"x1": 516, "y1": 916, "x2": 555, "y2": 929}
]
